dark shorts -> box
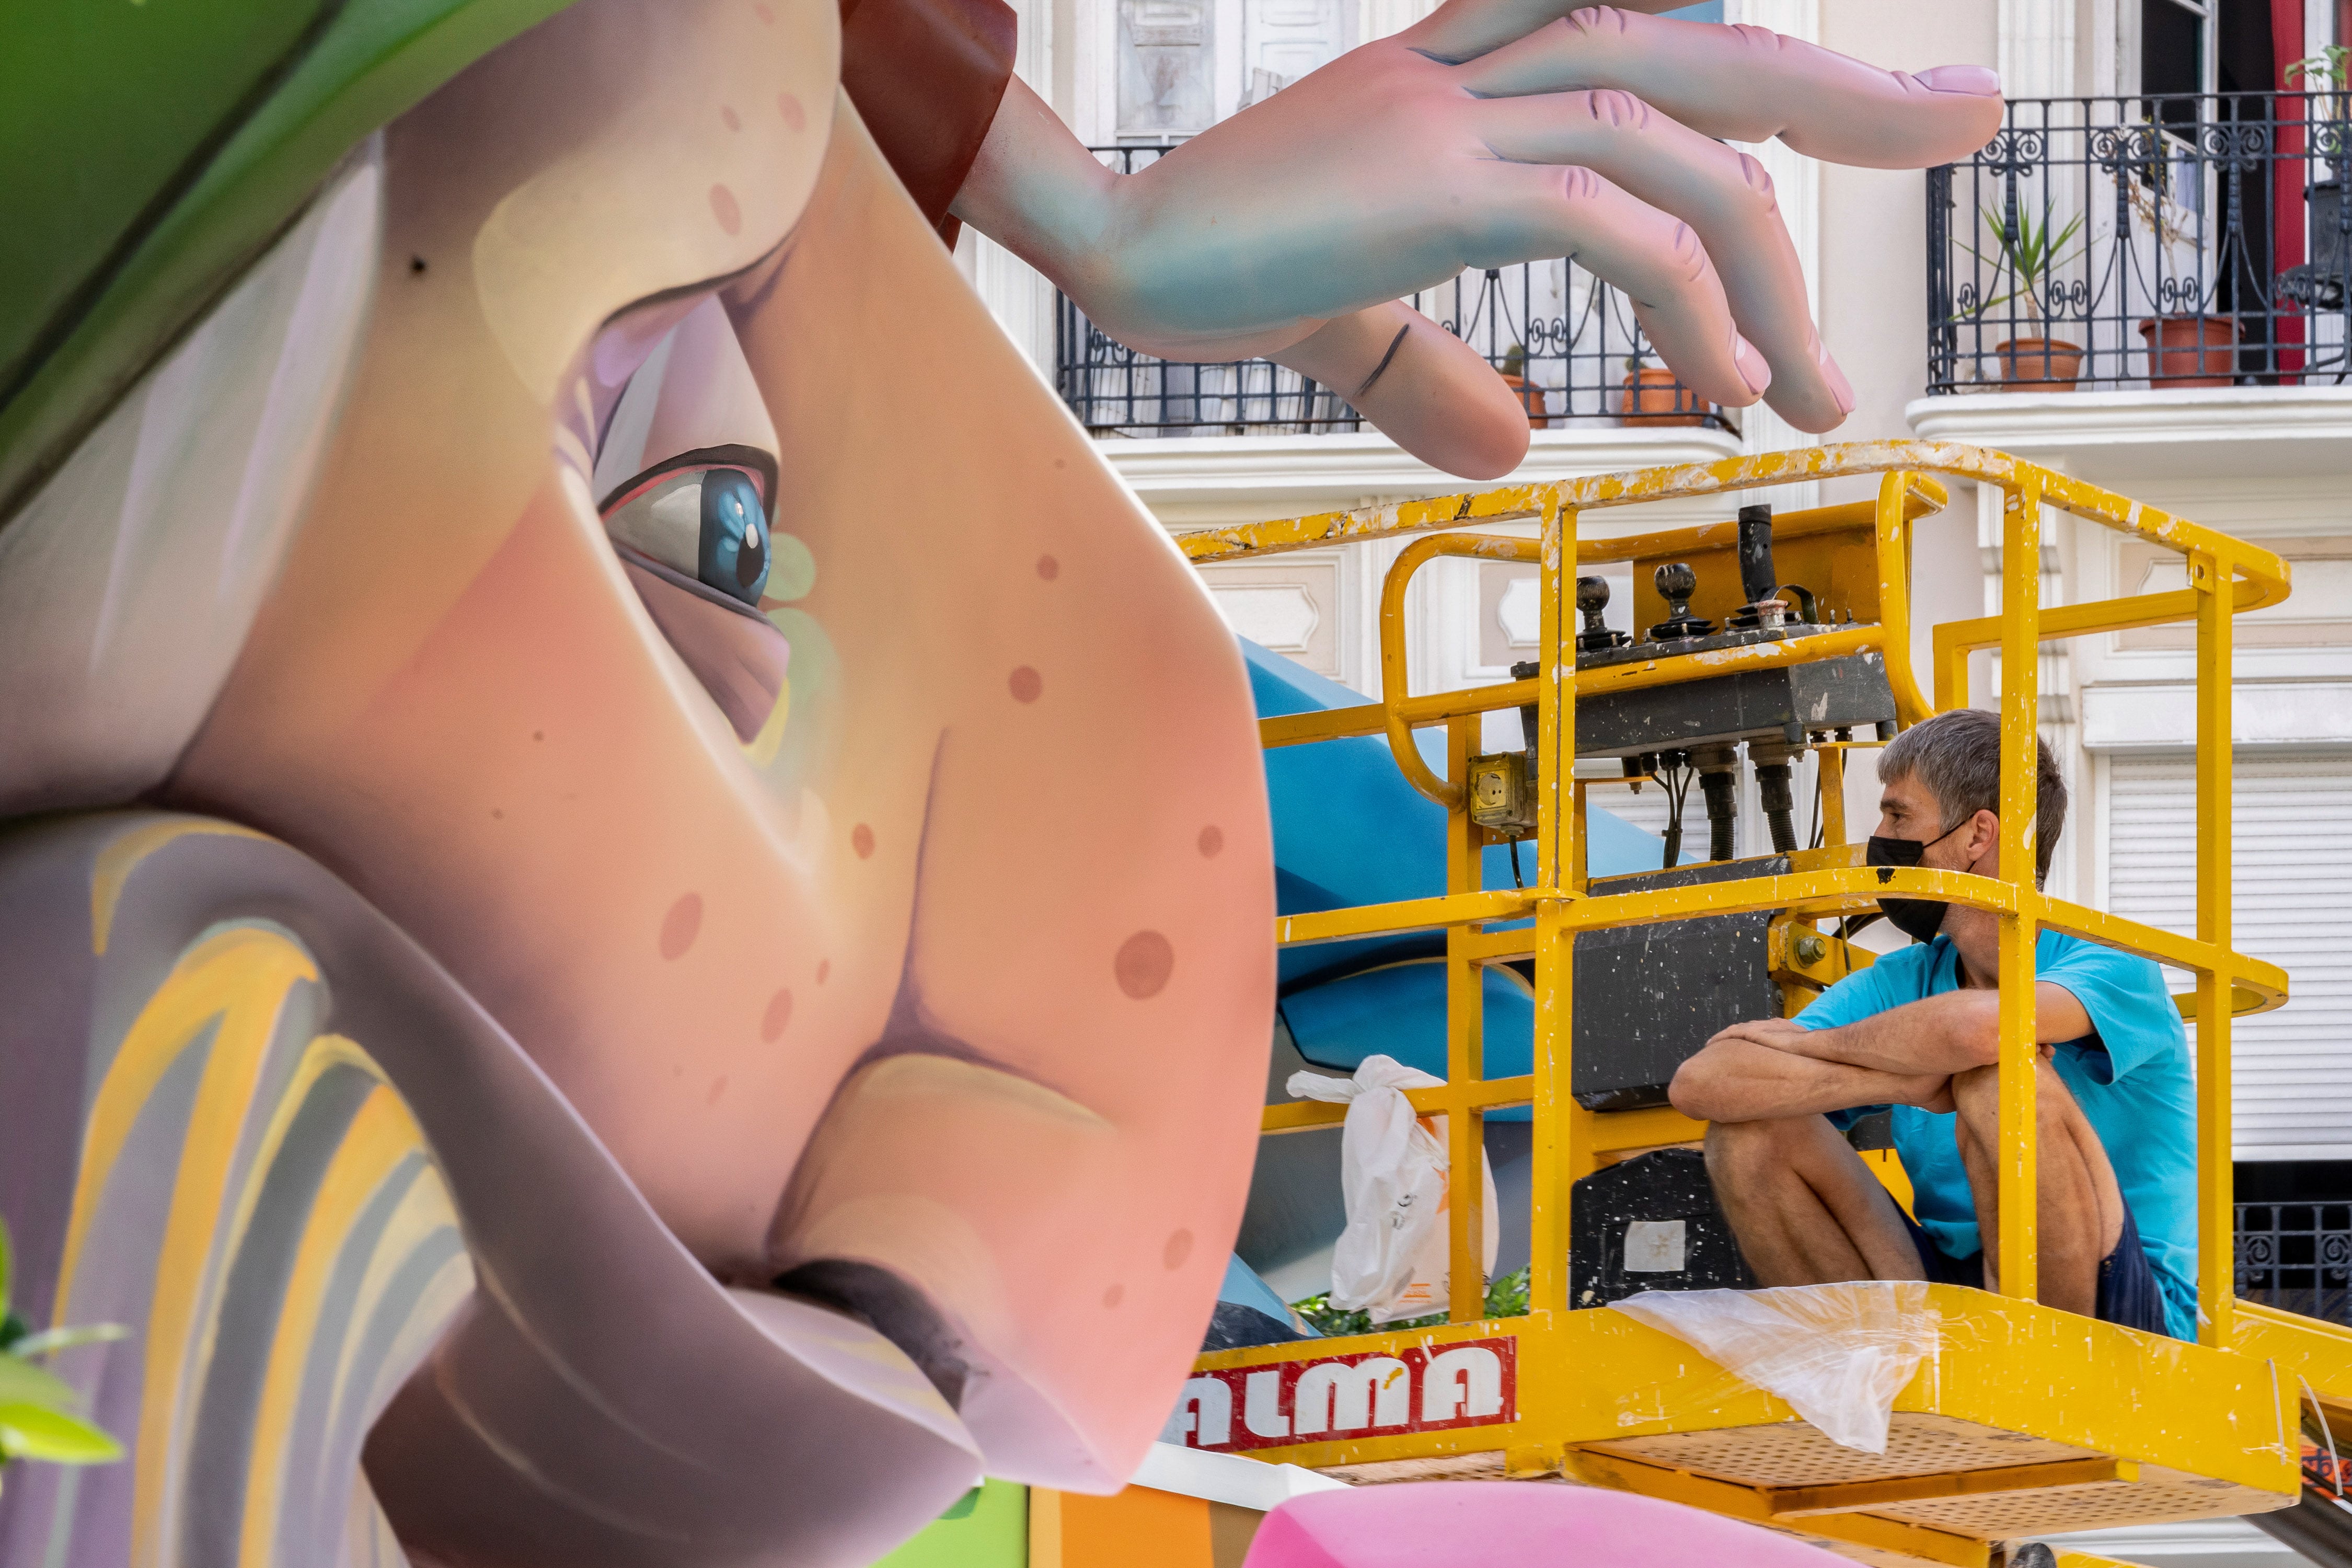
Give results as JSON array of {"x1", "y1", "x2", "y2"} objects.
[{"x1": 1897, "y1": 1201, "x2": 2176, "y2": 1338}]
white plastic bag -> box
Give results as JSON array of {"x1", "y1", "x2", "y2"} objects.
[
  {"x1": 1288, "y1": 1055, "x2": 1500, "y2": 1325},
  {"x1": 1611, "y1": 1282, "x2": 1938, "y2": 1454}
]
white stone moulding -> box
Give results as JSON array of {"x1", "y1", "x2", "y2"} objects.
[
  {"x1": 2081, "y1": 680, "x2": 2352, "y2": 750},
  {"x1": 1207, "y1": 583, "x2": 1322, "y2": 653},
  {"x1": 1495, "y1": 574, "x2": 1541, "y2": 648},
  {"x1": 1906, "y1": 386, "x2": 2352, "y2": 479},
  {"x1": 1099, "y1": 426, "x2": 1743, "y2": 523}
]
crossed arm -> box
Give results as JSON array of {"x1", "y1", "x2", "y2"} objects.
[{"x1": 1667, "y1": 983, "x2": 2094, "y2": 1125}]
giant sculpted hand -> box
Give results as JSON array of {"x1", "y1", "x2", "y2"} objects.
[{"x1": 952, "y1": 2, "x2": 2001, "y2": 477}]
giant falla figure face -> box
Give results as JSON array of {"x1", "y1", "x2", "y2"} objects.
[{"x1": 154, "y1": 0, "x2": 1273, "y2": 1504}]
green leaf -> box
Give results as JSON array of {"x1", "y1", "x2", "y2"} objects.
[
  {"x1": 1955, "y1": 204, "x2": 2088, "y2": 327},
  {"x1": 1287, "y1": 1266, "x2": 1532, "y2": 1340},
  {"x1": 9, "y1": 1324, "x2": 129, "y2": 1360},
  {"x1": 0, "y1": 1404, "x2": 122, "y2": 1464},
  {"x1": 0, "y1": 1355, "x2": 82, "y2": 1414},
  {"x1": 1484, "y1": 1265, "x2": 1530, "y2": 1319},
  {"x1": 2288, "y1": 45, "x2": 2351, "y2": 85},
  {"x1": 1971, "y1": 205, "x2": 2084, "y2": 273}
]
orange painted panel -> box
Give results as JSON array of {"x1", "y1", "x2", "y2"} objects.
[{"x1": 1031, "y1": 1486, "x2": 1215, "y2": 1568}]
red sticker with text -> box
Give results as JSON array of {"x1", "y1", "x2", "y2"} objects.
[{"x1": 1164, "y1": 1337, "x2": 1518, "y2": 1453}]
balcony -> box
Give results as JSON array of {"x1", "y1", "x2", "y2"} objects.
[
  {"x1": 1911, "y1": 91, "x2": 2352, "y2": 480},
  {"x1": 2238, "y1": 1201, "x2": 2352, "y2": 1324}
]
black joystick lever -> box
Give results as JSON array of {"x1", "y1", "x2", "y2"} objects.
[
  {"x1": 1738, "y1": 504, "x2": 1778, "y2": 605},
  {"x1": 1647, "y1": 562, "x2": 1715, "y2": 641},
  {"x1": 1575, "y1": 576, "x2": 1632, "y2": 652},
  {"x1": 1727, "y1": 503, "x2": 1792, "y2": 631}
]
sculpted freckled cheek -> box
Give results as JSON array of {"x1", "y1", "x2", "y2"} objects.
[
  {"x1": 662, "y1": 893, "x2": 704, "y2": 958},
  {"x1": 1114, "y1": 931, "x2": 1174, "y2": 999}
]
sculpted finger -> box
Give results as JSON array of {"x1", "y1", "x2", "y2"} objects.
[
  {"x1": 1405, "y1": 0, "x2": 1702, "y2": 62},
  {"x1": 1276, "y1": 303, "x2": 1532, "y2": 480},
  {"x1": 1456, "y1": 7, "x2": 2002, "y2": 170},
  {"x1": 1478, "y1": 88, "x2": 1849, "y2": 429},
  {"x1": 1471, "y1": 161, "x2": 1766, "y2": 411}
]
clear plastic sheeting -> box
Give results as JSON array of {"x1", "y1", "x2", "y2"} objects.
[
  {"x1": 1611, "y1": 1282, "x2": 1940, "y2": 1454},
  {"x1": 1287, "y1": 1054, "x2": 1498, "y2": 1325}
]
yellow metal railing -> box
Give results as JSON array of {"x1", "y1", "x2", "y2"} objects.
[
  {"x1": 1249, "y1": 478, "x2": 1946, "y2": 762},
  {"x1": 1199, "y1": 440, "x2": 2292, "y2": 1346}
]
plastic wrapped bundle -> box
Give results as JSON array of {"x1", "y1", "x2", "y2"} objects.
[{"x1": 1612, "y1": 1281, "x2": 1939, "y2": 1453}]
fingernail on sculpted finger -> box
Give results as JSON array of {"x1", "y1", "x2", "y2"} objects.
[
  {"x1": 1915, "y1": 64, "x2": 2001, "y2": 97},
  {"x1": 1640, "y1": 331, "x2": 1744, "y2": 408},
  {"x1": 1732, "y1": 333, "x2": 1770, "y2": 397},
  {"x1": 1815, "y1": 338, "x2": 1855, "y2": 415}
]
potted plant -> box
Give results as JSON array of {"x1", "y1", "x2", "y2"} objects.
[
  {"x1": 1961, "y1": 204, "x2": 2086, "y2": 390},
  {"x1": 1497, "y1": 343, "x2": 1552, "y2": 429},
  {"x1": 2286, "y1": 43, "x2": 2351, "y2": 100},
  {"x1": 1616, "y1": 353, "x2": 1708, "y2": 425},
  {"x1": 2280, "y1": 48, "x2": 2352, "y2": 312},
  {"x1": 2136, "y1": 312, "x2": 2239, "y2": 385}
]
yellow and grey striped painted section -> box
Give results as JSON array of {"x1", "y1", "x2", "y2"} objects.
[{"x1": 36, "y1": 922, "x2": 472, "y2": 1568}]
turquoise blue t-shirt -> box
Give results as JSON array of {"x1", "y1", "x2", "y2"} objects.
[{"x1": 1795, "y1": 930, "x2": 2197, "y2": 1341}]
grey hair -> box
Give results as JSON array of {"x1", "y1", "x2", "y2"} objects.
[{"x1": 1877, "y1": 708, "x2": 2068, "y2": 885}]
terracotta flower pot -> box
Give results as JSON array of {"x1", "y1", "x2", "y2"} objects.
[
  {"x1": 1991, "y1": 337, "x2": 2083, "y2": 391},
  {"x1": 1497, "y1": 371, "x2": 1552, "y2": 430},
  {"x1": 1617, "y1": 366, "x2": 1708, "y2": 426},
  {"x1": 2137, "y1": 314, "x2": 2238, "y2": 387}
]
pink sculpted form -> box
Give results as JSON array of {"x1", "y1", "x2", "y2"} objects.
[{"x1": 1244, "y1": 1483, "x2": 1859, "y2": 1568}]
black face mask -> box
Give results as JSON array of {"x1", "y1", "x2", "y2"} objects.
[{"x1": 1865, "y1": 821, "x2": 1970, "y2": 943}]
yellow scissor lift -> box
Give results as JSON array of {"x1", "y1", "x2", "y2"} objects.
[{"x1": 1183, "y1": 441, "x2": 2352, "y2": 1568}]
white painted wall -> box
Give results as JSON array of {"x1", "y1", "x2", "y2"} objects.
[{"x1": 1815, "y1": 0, "x2": 2000, "y2": 735}]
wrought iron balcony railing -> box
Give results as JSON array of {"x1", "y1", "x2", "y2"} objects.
[
  {"x1": 1055, "y1": 144, "x2": 1728, "y2": 437},
  {"x1": 1928, "y1": 91, "x2": 2352, "y2": 394},
  {"x1": 2236, "y1": 1200, "x2": 2352, "y2": 1324}
]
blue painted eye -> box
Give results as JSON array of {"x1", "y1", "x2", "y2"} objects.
[
  {"x1": 602, "y1": 464, "x2": 771, "y2": 609},
  {"x1": 697, "y1": 468, "x2": 769, "y2": 605}
]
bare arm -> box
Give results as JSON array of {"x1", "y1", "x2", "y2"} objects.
[
  {"x1": 1668, "y1": 982, "x2": 2095, "y2": 1125},
  {"x1": 948, "y1": 77, "x2": 1117, "y2": 304},
  {"x1": 1765, "y1": 984, "x2": 2093, "y2": 1075},
  {"x1": 1669, "y1": 1033, "x2": 1953, "y2": 1124}
]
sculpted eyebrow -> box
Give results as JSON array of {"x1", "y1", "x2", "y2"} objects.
[{"x1": 596, "y1": 443, "x2": 779, "y2": 517}]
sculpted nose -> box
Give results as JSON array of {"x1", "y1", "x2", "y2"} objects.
[{"x1": 765, "y1": 1038, "x2": 1250, "y2": 1490}]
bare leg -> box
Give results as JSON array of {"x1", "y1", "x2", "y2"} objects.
[
  {"x1": 1705, "y1": 1115, "x2": 1926, "y2": 1285},
  {"x1": 1948, "y1": 1058, "x2": 2126, "y2": 1317}
]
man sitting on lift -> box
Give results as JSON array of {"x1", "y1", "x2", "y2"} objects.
[{"x1": 1668, "y1": 709, "x2": 2195, "y2": 1339}]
